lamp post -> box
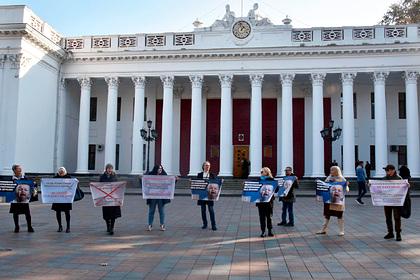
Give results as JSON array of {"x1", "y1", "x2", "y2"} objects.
[
  {"x1": 320, "y1": 120, "x2": 342, "y2": 142},
  {"x1": 141, "y1": 120, "x2": 158, "y2": 173}
]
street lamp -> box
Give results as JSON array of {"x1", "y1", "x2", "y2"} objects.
[
  {"x1": 141, "y1": 120, "x2": 158, "y2": 173},
  {"x1": 320, "y1": 120, "x2": 342, "y2": 142}
]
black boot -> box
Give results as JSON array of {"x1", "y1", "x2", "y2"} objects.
[
  {"x1": 57, "y1": 225, "x2": 63, "y2": 232},
  {"x1": 109, "y1": 218, "x2": 115, "y2": 235},
  {"x1": 268, "y1": 229, "x2": 274, "y2": 237},
  {"x1": 13, "y1": 214, "x2": 19, "y2": 233},
  {"x1": 106, "y1": 219, "x2": 111, "y2": 233},
  {"x1": 396, "y1": 232, "x2": 402, "y2": 241},
  {"x1": 384, "y1": 232, "x2": 394, "y2": 239},
  {"x1": 260, "y1": 232, "x2": 265, "y2": 238}
]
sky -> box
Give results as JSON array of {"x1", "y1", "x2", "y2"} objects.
[{"x1": 0, "y1": 0, "x2": 397, "y2": 36}]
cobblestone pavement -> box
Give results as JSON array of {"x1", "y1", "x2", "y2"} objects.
[{"x1": 0, "y1": 196, "x2": 419, "y2": 280}]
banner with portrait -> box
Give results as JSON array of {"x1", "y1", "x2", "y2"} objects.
[
  {"x1": 242, "y1": 180, "x2": 277, "y2": 203},
  {"x1": 141, "y1": 175, "x2": 176, "y2": 199},
  {"x1": 369, "y1": 180, "x2": 409, "y2": 206},
  {"x1": 0, "y1": 181, "x2": 17, "y2": 203},
  {"x1": 190, "y1": 179, "x2": 223, "y2": 201},
  {"x1": 41, "y1": 178, "x2": 79, "y2": 203},
  {"x1": 316, "y1": 180, "x2": 347, "y2": 206},
  {"x1": 275, "y1": 176, "x2": 296, "y2": 197},
  {"x1": 12, "y1": 180, "x2": 36, "y2": 203},
  {"x1": 89, "y1": 181, "x2": 127, "y2": 207}
]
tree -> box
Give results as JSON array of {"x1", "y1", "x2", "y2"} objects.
[{"x1": 380, "y1": 0, "x2": 420, "y2": 25}]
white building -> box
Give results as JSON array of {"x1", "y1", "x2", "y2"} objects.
[{"x1": 0, "y1": 5, "x2": 419, "y2": 178}]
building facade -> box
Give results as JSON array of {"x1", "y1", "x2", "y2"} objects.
[{"x1": 0, "y1": 5, "x2": 420, "y2": 178}]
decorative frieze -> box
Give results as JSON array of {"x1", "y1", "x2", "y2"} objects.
[
  {"x1": 174, "y1": 34, "x2": 195, "y2": 46},
  {"x1": 50, "y1": 31, "x2": 61, "y2": 44},
  {"x1": 292, "y1": 30, "x2": 312, "y2": 42},
  {"x1": 66, "y1": 38, "x2": 84, "y2": 49},
  {"x1": 353, "y1": 28, "x2": 374, "y2": 40},
  {"x1": 30, "y1": 15, "x2": 43, "y2": 32},
  {"x1": 322, "y1": 29, "x2": 343, "y2": 41},
  {"x1": 146, "y1": 35, "x2": 166, "y2": 47},
  {"x1": 92, "y1": 37, "x2": 111, "y2": 48},
  {"x1": 385, "y1": 27, "x2": 406, "y2": 38},
  {"x1": 119, "y1": 36, "x2": 137, "y2": 48}
]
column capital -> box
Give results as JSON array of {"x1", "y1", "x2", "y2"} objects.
[
  {"x1": 372, "y1": 71, "x2": 389, "y2": 83},
  {"x1": 219, "y1": 74, "x2": 233, "y2": 87},
  {"x1": 131, "y1": 76, "x2": 146, "y2": 88},
  {"x1": 105, "y1": 76, "x2": 119, "y2": 88},
  {"x1": 404, "y1": 71, "x2": 419, "y2": 84},
  {"x1": 250, "y1": 74, "x2": 264, "y2": 87},
  {"x1": 280, "y1": 73, "x2": 295, "y2": 86},
  {"x1": 310, "y1": 73, "x2": 326, "y2": 86},
  {"x1": 341, "y1": 72, "x2": 357, "y2": 85},
  {"x1": 189, "y1": 75, "x2": 204, "y2": 88},
  {"x1": 77, "y1": 77, "x2": 92, "y2": 89},
  {"x1": 59, "y1": 77, "x2": 67, "y2": 89},
  {"x1": 160, "y1": 75, "x2": 174, "y2": 87}
]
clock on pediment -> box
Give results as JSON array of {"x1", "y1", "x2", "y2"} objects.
[{"x1": 232, "y1": 20, "x2": 252, "y2": 39}]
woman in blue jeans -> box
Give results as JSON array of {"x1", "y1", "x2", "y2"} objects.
[
  {"x1": 146, "y1": 165, "x2": 171, "y2": 231},
  {"x1": 197, "y1": 161, "x2": 217, "y2": 230}
]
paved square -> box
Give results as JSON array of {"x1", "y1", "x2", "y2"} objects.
[{"x1": 0, "y1": 196, "x2": 419, "y2": 280}]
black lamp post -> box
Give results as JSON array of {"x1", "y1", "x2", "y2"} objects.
[
  {"x1": 141, "y1": 120, "x2": 158, "y2": 173},
  {"x1": 320, "y1": 120, "x2": 342, "y2": 142}
]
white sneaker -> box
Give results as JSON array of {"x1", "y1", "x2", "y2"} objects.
[
  {"x1": 160, "y1": 224, "x2": 166, "y2": 231},
  {"x1": 147, "y1": 225, "x2": 152, "y2": 231}
]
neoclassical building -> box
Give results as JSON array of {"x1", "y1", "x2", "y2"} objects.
[{"x1": 0, "y1": 5, "x2": 419, "y2": 178}]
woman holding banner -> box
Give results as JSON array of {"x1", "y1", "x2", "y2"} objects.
[
  {"x1": 257, "y1": 167, "x2": 276, "y2": 237},
  {"x1": 197, "y1": 161, "x2": 217, "y2": 231},
  {"x1": 9, "y1": 164, "x2": 34, "y2": 233},
  {"x1": 317, "y1": 166, "x2": 349, "y2": 236},
  {"x1": 146, "y1": 164, "x2": 171, "y2": 231},
  {"x1": 52, "y1": 167, "x2": 72, "y2": 233},
  {"x1": 100, "y1": 163, "x2": 120, "y2": 235}
]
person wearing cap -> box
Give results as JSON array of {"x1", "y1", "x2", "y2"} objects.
[
  {"x1": 355, "y1": 161, "x2": 368, "y2": 205},
  {"x1": 382, "y1": 164, "x2": 404, "y2": 241},
  {"x1": 277, "y1": 167, "x2": 299, "y2": 227}
]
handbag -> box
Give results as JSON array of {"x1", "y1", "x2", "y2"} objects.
[
  {"x1": 401, "y1": 190, "x2": 411, "y2": 219},
  {"x1": 73, "y1": 186, "x2": 85, "y2": 202}
]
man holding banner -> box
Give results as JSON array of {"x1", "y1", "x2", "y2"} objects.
[
  {"x1": 196, "y1": 161, "x2": 218, "y2": 231},
  {"x1": 369, "y1": 164, "x2": 408, "y2": 241},
  {"x1": 277, "y1": 167, "x2": 299, "y2": 227}
]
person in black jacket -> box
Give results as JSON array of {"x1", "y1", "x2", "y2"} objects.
[
  {"x1": 52, "y1": 167, "x2": 72, "y2": 233},
  {"x1": 277, "y1": 166, "x2": 299, "y2": 227},
  {"x1": 9, "y1": 164, "x2": 34, "y2": 233},
  {"x1": 383, "y1": 164, "x2": 404, "y2": 241},
  {"x1": 257, "y1": 167, "x2": 276, "y2": 237},
  {"x1": 146, "y1": 164, "x2": 171, "y2": 231},
  {"x1": 100, "y1": 163, "x2": 120, "y2": 235},
  {"x1": 197, "y1": 161, "x2": 217, "y2": 230}
]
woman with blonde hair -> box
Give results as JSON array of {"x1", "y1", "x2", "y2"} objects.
[
  {"x1": 52, "y1": 167, "x2": 72, "y2": 233},
  {"x1": 317, "y1": 166, "x2": 349, "y2": 236},
  {"x1": 257, "y1": 167, "x2": 277, "y2": 237}
]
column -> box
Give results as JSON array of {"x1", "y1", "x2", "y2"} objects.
[
  {"x1": 161, "y1": 75, "x2": 174, "y2": 174},
  {"x1": 276, "y1": 93, "x2": 282, "y2": 176},
  {"x1": 311, "y1": 73, "x2": 326, "y2": 177},
  {"x1": 172, "y1": 87, "x2": 181, "y2": 175},
  {"x1": 280, "y1": 73, "x2": 295, "y2": 173},
  {"x1": 131, "y1": 76, "x2": 146, "y2": 174},
  {"x1": 104, "y1": 77, "x2": 119, "y2": 167},
  {"x1": 249, "y1": 74, "x2": 264, "y2": 176},
  {"x1": 341, "y1": 72, "x2": 357, "y2": 177},
  {"x1": 218, "y1": 74, "x2": 233, "y2": 176},
  {"x1": 76, "y1": 77, "x2": 91, "y2": 173},
  {"x1": 55, "y1": 78, "x2": 67, "y2": 170},
  {"x1": 373, "y1": 71, "x2": 389, "y2": 177},
  {"x1": 188, "y1": 75, "x2": 203, "y2": 175},
  {"x1": 201, "y1": 86, "x2": 207, "y2": 163},
  {"x1": 405, "y1": 71, "x2": 420, "y2": 177}
]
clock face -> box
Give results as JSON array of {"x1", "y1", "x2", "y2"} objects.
[{"x1": 232, "y1": 21, "x2": 251, "y2": 39}]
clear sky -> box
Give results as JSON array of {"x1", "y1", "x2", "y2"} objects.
[{"x1": 0, "y1": 0, "x2": 397, "y2": 36}]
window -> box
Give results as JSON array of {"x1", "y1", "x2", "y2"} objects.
[
  {"x1": 143, "y1": 143, "x2": 147, "y2": 171},
  {"x1": 90, "y1": 97, "x2": 97, "y2": 121},
  {"x1": 88, "y1": 144, "x2": 96, "y2": 170},
  {"x1": 353, "y1": 92, "x2": 357, "y2": 119},
  {"x1": 398, "y1": 145, "x2": 407, "y2": 166},
  {"x1": 398, "y1": 92, "x2": 406, "y2": 119},
  {"x1": 115, "y1": 144, "x2": 120, "y2": 170},
  {"x1": 117, "y1": 97, "x2": 122, "y2": 121},
  {"x1": 370, "y1": 145, "x2": 376, "y2": 170},
  {"x1": 370, "y1": 92, "x2": 375, "y2": 119}
]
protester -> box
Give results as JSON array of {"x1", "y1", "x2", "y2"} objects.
[
  {"x1": 9, "y1": 164, "x2": 34, "y2": 233},
  {"x1": 317, "y1": 166, "x2": 349, "y2": 236},
  {"x1": 241, "y1": 158, "x2": 250, "y2": 179},
  {"x1": 100, "y1": 163, "x2": 120, "y2": 235},
  {"x1": 257, "y1": 167, "x2": 277, "y2": 237},
  {"x1": 399, "y1": 165, "x2": 411, "y2": 180},
  {"x1": 51, "y1": 167, "x2": 72, "y2": 233},
  {"x1": 365, "y1": 161, "x2": 371, "y2": 178},
  {"x1": 147, "y1": 164, "x2": 171, "y2": 231},
  {"x1": 197, "y1": 161, "x2": 217, "y2": 230},
  {"x1": 278, "y1": 166, "x2": 299, "y2": 227},
  {"x1": 383, "y1": 164, "x2": 404, "y2": 241},
  {"x1": 355, "y1": 161, "x2": 368, "y2": 205}
]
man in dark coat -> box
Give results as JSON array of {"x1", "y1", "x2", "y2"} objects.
[{"x1": 197, "y1": 161, "x2": 217, "y2": 230}]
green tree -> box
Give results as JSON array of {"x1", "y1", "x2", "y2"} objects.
[{"x1": 380, "y1": 0, "x2": 420, "y2": 25}]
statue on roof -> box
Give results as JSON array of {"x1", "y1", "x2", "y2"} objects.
[
  {"x1": 248, "y1": 3, "x2": 272, "y2": 26},
  {"x1": 211, "y1": 4, "x2": 236, "y2": 28}
]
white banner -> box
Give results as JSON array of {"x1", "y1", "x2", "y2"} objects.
[
  {"x1": 369, "y1": 180, "x2": 409, "y2": 206},
  {"x1": 141, "y1": 175, "x2": 176, "y2": 199},
  {"x1": 90, "y1": 181, "x2": 127, "y2": 207},
  {"x1": 41, "y1": 178, "x2": 79, "y2": 203}
]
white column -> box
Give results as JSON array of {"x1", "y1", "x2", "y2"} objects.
[
  {"x1": 201, "y1": 87, "x2": 207, "y2": 163},
  {"x1": 76, "y1": 77, "x2": 92, "y2": 173},
  {"x1": 55, "y1": 77, "x2": 67, "y2": 170},
  {"x1": 131, "y1": 76, "x2": 146, "y2": 174},
  {"x1": 160, "y1": 75, "x2": 174, "y2": 174},
  {"x1": 276, "y1": 93, "x2": 282, "y2": 176},
  {"x1": 188, "y1": 75, "x2": 204, "y2": 176},
  {"x1": 405, "y1": 71, "x2": 420, "y2": 177},
  {"x1": 104, "y1": 77, "x2": 119, "y2": 167},
  {"x1": 249, "y1": 74, "x2": 264, "y2": 176},
  {"x1": 341, "y1": 73, "x2": 357, "y2": 177},
  {"x1": 280, "y1": 73, "x2": 295, "y2": 173},
  {"x1": 373, "y1": 71, "x2": 389, "y2": 177},
  {"x1": 172, "y1": 88, "x2": 181, "y2": 176},
  {"x1": 311, "y1": 73, "x2": 326, "y2": 177},
  {"x1": 218, "y1": 74, "x2": 233, "y2": 176}
]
